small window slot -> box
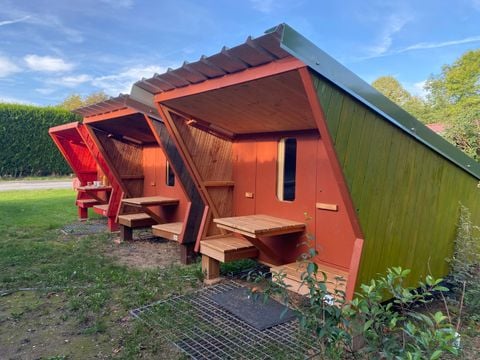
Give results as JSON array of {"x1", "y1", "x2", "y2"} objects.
[
  {"x1": 277, "y1": 138, "x2": 296, "y2": 201},
  {"x1": 166, "y1": 161, "x2": 175, "y2": 187}
]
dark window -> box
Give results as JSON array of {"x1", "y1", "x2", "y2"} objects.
[
  {"x1": 166, "y1": 162, "x2": 175, "y2": 187},
  {"x1": 277, "y1": 138, "x2": 296, "y2": 201}
]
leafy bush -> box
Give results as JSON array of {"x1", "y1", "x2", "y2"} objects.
[
  {"x1": 447, "y1": 204, "x2": 480, "y2": 323},
  {"x1": 0, "y1": 103, "x2": 79, "y2": 176},
  {"x1": 250, "y1": 263, "x2": 459, "y2": 359}
]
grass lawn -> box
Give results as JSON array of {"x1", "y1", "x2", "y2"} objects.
[{"x1": 0, "y1": 189, "x2": 203, "y2": 359}]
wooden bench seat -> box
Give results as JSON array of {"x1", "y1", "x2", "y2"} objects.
[
  {"x1": 118, "y1": 213, "x2": 156, "y2": 228},
  {"x1": 152, "y1": 222, "x2": 183, "y2": 241},
  {"x1": 200, "y1": 236, "x2": 259, "y2": 262},
  {"x1": 270, "y1": 262, "x2": 348, "y2": 296},
  {"x1": 76, "y1": 199, "x2": 101, "y2": 208},
  {"x1": 117, "y1": 213, "x2": 157, "y2": 241},
  {"x1": 200, "y1": 236, "x2": 259, "y2": 283},
  {"x1": 93, "y1": 204, "x2": 108, "y2": 216}
]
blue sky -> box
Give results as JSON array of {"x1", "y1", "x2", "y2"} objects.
[{"x1": 0, "y1": 0, "x2": 479, "y2": 106}]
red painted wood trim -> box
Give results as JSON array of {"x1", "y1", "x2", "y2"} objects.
[
  {"x1": 49, "y1": 121, "x2": 80, "y2": 133},
  {"x1": 298, "y1": 67, "x2": 365, "y2": 295},
  {"x1": 154, "y1": 58, "x2": 306, "y2": 102},
  {"x1": 83, "y1": 107, "x2": 135, "y2": 123},
  {"x1": 298, "y1": 67, "x2": 363, "y2": 239},
  {"x1": 195, "y1": 205, "x2": 210, "y2": 253},
  {"x1": 177, "y1": 201, "x2": 191, "y2": 244},
  {"x1": 346, "y1": 238, "x2": 364, "y2": 300}
]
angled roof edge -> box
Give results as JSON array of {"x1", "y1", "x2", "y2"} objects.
[
  {"x1": 275, "y1": 24, "x2": 480, "y2": 179},
  {"x1": 73, "y1": 94, "x2": 162, "y2": 121}
]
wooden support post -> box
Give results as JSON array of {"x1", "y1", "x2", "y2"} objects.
[
  {"x1": 120, "y1": 225, "x2": 133, "y2": 241},
  {"x1": 202, "y1": 255, "x2": 221, "y2": 285},
  {"x1": 180, "y1": 243, "x2": 196, "y2": 265},
  {"x1": 107, "y1": 217, "x2": 119, "y2": 232},
  {"x1": 78, "y1": 207, "x2": 88, "y2": 221}
]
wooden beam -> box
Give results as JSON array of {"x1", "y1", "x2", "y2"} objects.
[
  {"x1": 316, "y1": 203, "x2": 338, "y2": 211},
  {"x1": 155, "y1": 58, "x2": 306, "y2": 102}
]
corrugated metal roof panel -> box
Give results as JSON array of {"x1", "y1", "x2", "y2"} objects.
[{"x1": 72, "y1": 94, "x2": 159, "y2": 120}]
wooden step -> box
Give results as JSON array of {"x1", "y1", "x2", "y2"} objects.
[
  {"x1": 118, "y1": 213, "x2": 157, "y2": 228},
  {"x1": 270, "y1": 262, "x2": 348, "y2": 296},
  {"x1": 152, "y1": 222, "x2": 183, "y2": 241},
  {"x1": 93, "y1": 204, "x2": 108, "y2": 216},
  {"x1": 200, "y1": 236, "x2": 259, "y2": 262},
  {"x1": 76, "y1": 199, "x2": 101, "y2": 208}
]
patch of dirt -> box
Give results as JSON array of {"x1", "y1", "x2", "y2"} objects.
[
  {"x1": 0, "y1": 291, "x2": 118, "y2": 359},
  {"x1": 106, "y1": 234, "x2": 181, "y2": 270}
]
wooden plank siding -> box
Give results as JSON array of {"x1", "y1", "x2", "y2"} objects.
[{"x1": 312, "y1": 73, "x2": 480, "y2": 289}]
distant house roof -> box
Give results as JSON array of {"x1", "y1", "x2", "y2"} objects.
[
  {"x1": 130, "y1": 23, "x2": 480, "y2": 179},
  {"x1": 426, "y1": 123, "x2": 447, "y2": 134}
]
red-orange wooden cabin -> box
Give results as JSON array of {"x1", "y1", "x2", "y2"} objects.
[
  {"x1": 75, "y1": 95, "x2": 204, "y2": 263},
  {"x1": 49, "y1": 122, "x2": 121, "y2": 231},
  {"x1": 129, "y1": 24, "x2": 480, "y2": 299}
]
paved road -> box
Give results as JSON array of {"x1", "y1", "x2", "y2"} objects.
[{"x1": 0, "y1": 180, "x2": 73, "y2": 192}]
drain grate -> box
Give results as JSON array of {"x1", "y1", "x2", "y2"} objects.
[
  {"x1": 130, "y1": 281, "x2": 320, "y2": 359},
  {"x1": 61, "y1": 219, "x2": 108, "y2": 235}
]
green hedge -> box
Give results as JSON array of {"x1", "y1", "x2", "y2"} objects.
[{"x1": 0, "y1": 103, "x2": 80, "y2": 177}]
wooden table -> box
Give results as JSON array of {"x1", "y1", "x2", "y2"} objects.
[
  {"x1": 214, "y1": 214, "x2": 305, "y2": 238},
  {"x1": 77, "y1": 185, "x2": 112, "y2": 202},
  {"x1": 121, "y1": 196, "x2": 179, "y2": 223}
]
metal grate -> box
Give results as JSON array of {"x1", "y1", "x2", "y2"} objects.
[{"x1": 130, "y1": 281, "x2": 320, "y2": 359}]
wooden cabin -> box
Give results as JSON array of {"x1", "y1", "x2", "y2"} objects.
[
  {"x1": 49, "y1": 122, "x2": 120, "y2": 231},
  {"x1": 129, "y1": 24, "x2": 480, "y2": 299},
  {"x1": 75, "y1": 95, "x2": 204, "y2": 263}
]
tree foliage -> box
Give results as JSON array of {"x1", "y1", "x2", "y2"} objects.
[
  {"x1": 372, "y1": 49, "x2": 480, "y2": 160},
  {"x1": 57, "y1": 91, "x2": 109, "y2": 111},
  {"x1": 0, "y1": 103, "x2": 79, "y2": 176}
]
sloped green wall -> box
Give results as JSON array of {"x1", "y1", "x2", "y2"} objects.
[{"x1": 312, "y1": 73, "x2": 480, "y2": 289}]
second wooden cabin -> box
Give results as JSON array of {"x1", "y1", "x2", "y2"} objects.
[{"x1": 74, "y1": 95, "x2": 204, "y2": 263}]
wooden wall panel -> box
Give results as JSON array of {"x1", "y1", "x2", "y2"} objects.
[
  {"x1": 313, "y1": 73, "x2": 480, "y2": 290},
  {"x1": 169, "y1": 112, "x2": 234, "y2": 237},
  {"x1": 93, "y1": 128, "x2": 144, "y2": 197}
]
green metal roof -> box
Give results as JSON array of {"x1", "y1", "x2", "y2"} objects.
[{"x1": 274, "y1": 23, "x2": 480, "y2": 179}]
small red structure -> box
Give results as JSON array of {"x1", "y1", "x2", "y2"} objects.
[{"x1": 49, "y1": 122, "x2": 120, "y2": 230}]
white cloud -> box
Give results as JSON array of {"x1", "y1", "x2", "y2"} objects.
[
  {"x1": 0, "y1": 15, "x2": 30, "y2": 27},
  {"x1": 0, "y1": 56, "x2": 21, "y2": 77},
  {"x1": 0, "y1": 95, "x2": 35, "y2": 104},
  {"x1": 35, "y1": 88, "x2": 56, "y2": 95},
  {"x1": 249, "y1": 0, "x2": 276, "y2": 13},
  {"x1": 91, "y1": 65, "x2": 166, "y2": 95},
  {"x1": 397, "y1": 35, "x2": 480, "y2": 53},
  {"x1": 365, "y1": 14, "x2": 412, "y2": 58},
  {"x1": 405, "y1": 80, "x2": 428, "y2": 99},
  {"x1": 99, "y1": 0, "x2": 134, "y2": 8},
  {"x1": 50, "y1": 74, "x2": 93, "y2": 87},
  {"x1": 24, "y1": 55, "x2": 74, "y2": 72}
]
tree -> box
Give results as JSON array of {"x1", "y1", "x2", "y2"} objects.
[
  {"x1": 57, "y1": 91, "x2": 109, "y2": 111},
  {"x1": 372, "y1": 76, "x2": 430, "y2": 122},
  {"x1": 425, "y1": 50, "x2": 480, "y2": 159}
]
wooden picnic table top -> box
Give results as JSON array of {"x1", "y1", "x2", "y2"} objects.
[
  {"x1": 77, "y1": 185, "x2": 112, "y2": 192},
  {"x1": 213, "y1": 214, "x2": 305, "y2": 238},
  {"x1": 121, "y1": 196, "x2": 180, "y2": 206}
]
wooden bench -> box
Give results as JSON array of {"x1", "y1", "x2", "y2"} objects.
[
  {"x1": 118, "y1": 213, "x2": 156, "y2": 241},
  {"x1": 93, "y1": 204, "x2": 108, "y2": 216},
  {"x1": 76, "y1": 199, "x2": 101, "y2": 208},
  {"x1": 151, "y1": 222, "x2": 183, "y2": 241},
  {"x1": 200, "y1": 236, "x2": 259, "y2": 284},
  {"x1": 270, "y1": 262, "x2": 348, "y2": 296}
]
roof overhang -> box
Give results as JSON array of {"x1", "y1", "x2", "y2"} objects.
[{"x1": 129, "y1": 23, "x2": 480, "y2": 179}]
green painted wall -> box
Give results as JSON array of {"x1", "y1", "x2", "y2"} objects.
[{"x1": 312, "y1": 73, "x2": 480, "y2": 289}]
